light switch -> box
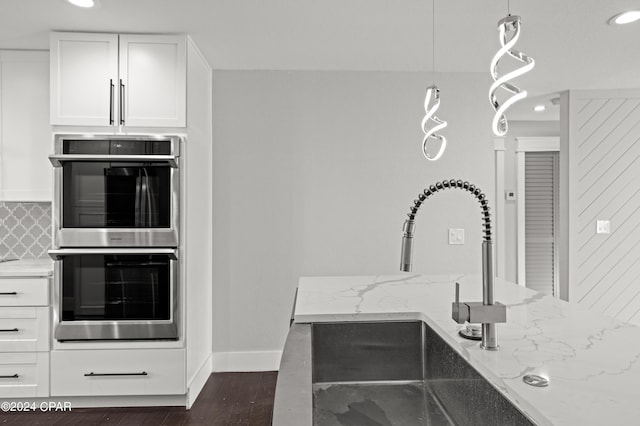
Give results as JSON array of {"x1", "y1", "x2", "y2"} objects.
[
  {"x1": 596, "y1": 220, "x2": 610, "y2": 234},
  {"x1": 449, "y1": 228, "x2": 464, "y2": 245}
]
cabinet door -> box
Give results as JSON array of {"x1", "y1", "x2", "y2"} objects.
[
  {"x1": 0, "y1": 51, "x2": 52, "y2": 201},
  {"x1": 119, "y1": 34, "x2": 186, "y2": 127},
  {"x1": 50, "y1": 32, "x2": 118, "y2": 126}
]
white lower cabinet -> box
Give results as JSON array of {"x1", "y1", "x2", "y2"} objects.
[
  {"x1": 0, "y1": 275, "x2": 50, "y2": 398},
  {"x1": 50, "y1": 348, "x2": 186, "y2": 397},
  {"x1": 0, "y1": 352, "x2": 49, "y2": 398},
  {"x1": 0, "y1": 307, "x2": 49, "y2": 352},
  {"x1": 0, "y1": 278, "x2": 49, "y2": 307}
]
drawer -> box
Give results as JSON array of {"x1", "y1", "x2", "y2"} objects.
[
  {"x1": 0, "y1": 352, "x2": 49, "y2": 398},
  {"x1": 0, "y1": 307, "x2": 50, "y2": 352},
  {"x1": 51, "y1": 348, "x2": 185, "y2": 397},
  {"x1": 0, "y1": 278, "x2": 49, "y2": 306}
]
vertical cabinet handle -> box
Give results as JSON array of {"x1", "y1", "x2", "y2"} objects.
[
  {"x1": 0, "y1": 328, "x2": 19, "y2": 333},
  {"x1": 0, "y1": 374, "x2": 19, "y2": 379},
  {"x1": 119, "y1": 79, "x2": 125, "y2": 125},
  {"x1": 109, "y1": 79, "x2": 115, "y2": 125}
]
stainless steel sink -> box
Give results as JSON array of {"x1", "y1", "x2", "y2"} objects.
[{"x1": 274, "y1": 321, "x2": 536, "y2": 426}]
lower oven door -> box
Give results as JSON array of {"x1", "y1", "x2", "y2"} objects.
[{"x1": 49, "y1": 248, "x2": 179, "y2": 341}]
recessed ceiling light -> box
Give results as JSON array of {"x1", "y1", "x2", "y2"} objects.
[
  {"x1": 608, "y1": 10, "x2": 640, "y2": 25},
  {"x1": 533, "y1": 105, "x2": 546, "y2": 112},
  {"x1": 66, "y1": 0, "x2": 95, "y2": 8}
]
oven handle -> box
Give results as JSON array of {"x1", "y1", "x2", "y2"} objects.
[
  {"x1": 48, "y1": 248, "x2": 178, "y2": 260},
  {"x1": 48, "y1": 154, "x2": 178, "y2": 168}
]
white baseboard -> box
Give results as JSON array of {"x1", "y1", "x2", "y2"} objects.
[
  {"x1": 186, "y1": 353, "x2": 212, "y2": 408},
  {"x1": 212, "y1": 350, "x2": 282, "y2": 372}
]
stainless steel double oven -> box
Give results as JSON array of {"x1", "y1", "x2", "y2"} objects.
[{"x1": 49, "y1": 135, "x2": 181, "y2": 341}]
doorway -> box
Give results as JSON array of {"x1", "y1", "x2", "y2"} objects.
[{"x1": 516, "y1": 137, "x2": 560, "y2": 297}]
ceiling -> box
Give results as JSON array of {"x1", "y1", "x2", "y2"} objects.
[{"x1": 1, "y1": 0, "x2": 639, "y2": 120}]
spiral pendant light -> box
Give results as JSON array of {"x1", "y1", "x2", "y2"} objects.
[
  {"x1": 421, "y1": 0, "x2": 447, "y2": 161},
  {"x1": 489, "y1": 14, "x2": 534, "y2": 136},
  {"x1": 422, "y1": 86, "x2": 447, "y2": 161}
]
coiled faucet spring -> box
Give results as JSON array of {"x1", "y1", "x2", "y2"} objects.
[{"x1": 404, "y1": 179, "x2": 492, "y2": 243}]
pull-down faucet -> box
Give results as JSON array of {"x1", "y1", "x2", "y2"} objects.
[{"x1": 400, "y1": 179, "x2": 506, "y2": 350}]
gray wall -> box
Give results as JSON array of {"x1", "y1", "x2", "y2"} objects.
[{"x1": 211, "y1": 70, "x2": 497, "y2": 368}]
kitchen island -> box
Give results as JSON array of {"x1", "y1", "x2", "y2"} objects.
[{"x1": 290, "y1": 274, "x2": 640, "y2": 425}]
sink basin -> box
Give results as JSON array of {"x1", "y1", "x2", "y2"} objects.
[{"x1": 274, "y1": 321, "x2": 535, "y2": 425}]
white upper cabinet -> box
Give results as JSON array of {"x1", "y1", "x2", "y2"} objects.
[
  {"x1": 119, "y1": 35, "x2": 186, "y2": 127},
  {"x1": 50, "y1": 32, "x2": 186, "y2": 129},
  {"x1": 50, "y1": 33, "x2": 118, "y2": 126},
  {"x1": 0, "y1": 50, "x2": 52, "y2": 201}
]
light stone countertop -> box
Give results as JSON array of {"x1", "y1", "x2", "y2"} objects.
[
  {"x1": 293, "y1": 274, "x2": 640, "y2": 426},
  {"x1": 0, "y1": 258, "x2": 53, "y2": 277}
]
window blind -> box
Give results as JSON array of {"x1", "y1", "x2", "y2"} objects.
[{"x1": 524, "y1": 151, "x2": 559, "y2": 296}]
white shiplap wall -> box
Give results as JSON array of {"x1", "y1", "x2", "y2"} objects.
[{"x1": 568, "y1": 90, "x2": 640, "y2": 325}]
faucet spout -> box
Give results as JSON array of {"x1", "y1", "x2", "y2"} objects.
[
  {"x1": 399, "y1": 179, "x2": 506, "y2": 350},
  {"x1": 400, "y1": 220, "x2": 415, "y2": 272}
]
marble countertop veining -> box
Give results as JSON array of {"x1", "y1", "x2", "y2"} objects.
[
  {"x1": 293, "y1": 274, "x2": 640, "y2": 426},
  {"x1": 0, "y1": 258, "x2": 53, "y2": 277}
]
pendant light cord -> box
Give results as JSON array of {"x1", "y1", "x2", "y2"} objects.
[{"x1": 432, "y1": 0, "x2": 435, "y2": 85}]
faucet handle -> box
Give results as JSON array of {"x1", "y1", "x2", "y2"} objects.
[{"x1": 452, "y1": 282, "x2": 469, "y2": 324}]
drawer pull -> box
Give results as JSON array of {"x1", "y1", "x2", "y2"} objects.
[
  {"x1": 84, "y1": 371, "x2": 148, "y2": 377},
  {"x1": 0, "y1": 328, "x2": 18, "y2": 333},
  {"x1": 0, "y1": 292, "x2": 17, "y2": 295},
  {"x1": 0, "y1": 374, "x2": 19, "y2": 379}
]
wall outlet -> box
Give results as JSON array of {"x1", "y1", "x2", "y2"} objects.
[
  {"x1": 596, "y1": 220, "x2": 611, "y2": 234},
  {"x1": 505, "y1": 190, "x2": 517, "y2": 201},
  {"x1": 449, "y1": 228, "x2": 464, "y2": 245}
]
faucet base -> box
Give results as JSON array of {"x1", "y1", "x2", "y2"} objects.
[
  {"x1": 481, "y1": 323, "x2": 500, "y2": 350},
  {"x1": 480, "y1": 343, "x2": 500, "y2": 351}
]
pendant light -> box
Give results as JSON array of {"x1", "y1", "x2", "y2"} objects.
[
  {"x1": 421, "y1": 0, "x2": 447, "y2": 161},
  {"x1": 489, "y1": 1, "x2": 534, "y2": 136}
]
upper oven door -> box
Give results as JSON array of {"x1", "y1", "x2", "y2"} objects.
[{"x1": 50, "y1": 135, "x2": 180, "y2": 248}]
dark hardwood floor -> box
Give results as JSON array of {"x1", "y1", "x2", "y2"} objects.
[{"x1": 0, "y1": 372, "x2": 278, "y2": 426}]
